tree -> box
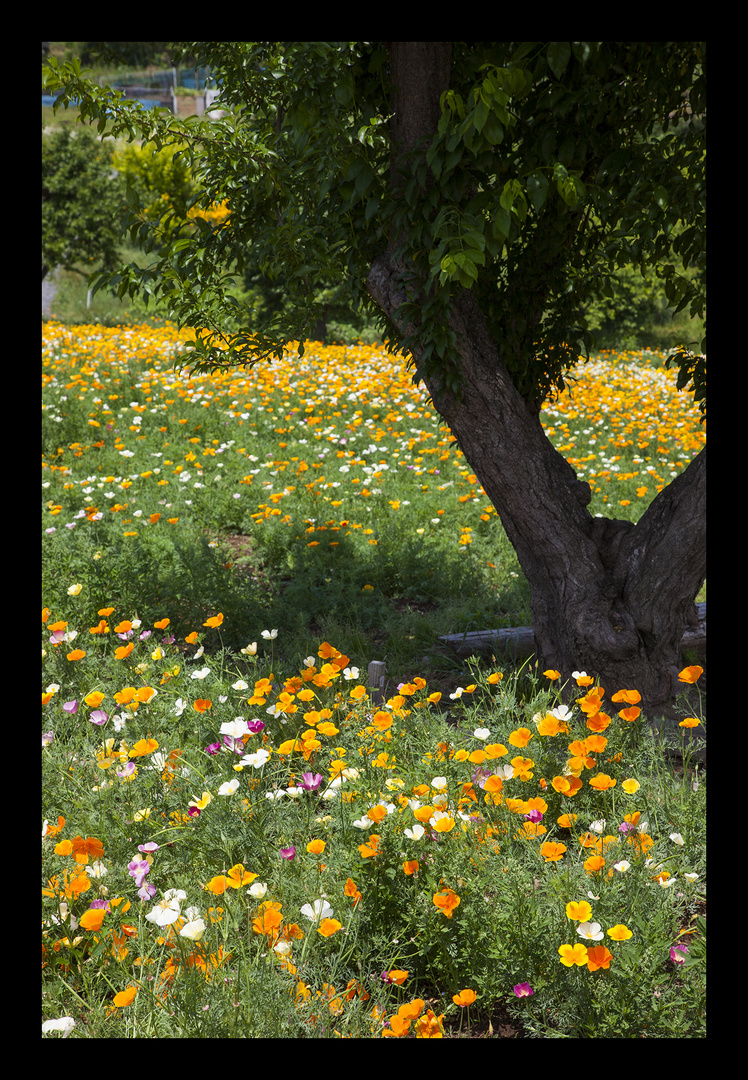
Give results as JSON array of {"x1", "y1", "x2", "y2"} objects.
[
  {"x1": 42, "y1": 42, "x2": 706, "y2": 711},
  {"x1": 42, "y1": 125, "x2": 125, "y2": 281}
]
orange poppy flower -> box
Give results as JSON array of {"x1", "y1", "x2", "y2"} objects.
[
  {"x1": 358, "y1": 835, "x2": 381, "y2": 859},
  {"x1": 253, "y1": 907, "x2": 283, "y2": 937},
  {"x1": 79, "y1": 908, "x2": 106, "y2": 932},
  {"x1": 586, "y1": 945, "x2": 613, "y2": 970},
  {"x1": 483, "y1": 775, "x2": 503, "y2": 794},
  {"x1": 511, "y1": 756, "x2": 535, "y2": 780},
  {"x1": 678, "y1": 665, "x2": 703, "y2": 684},
  {"x1": 540, "y1": 841, "x2": 567, "y2": 862},
  {"x1": 577, "y1": 687, "x2": 605, "y2": 713},
  {"x1": 316, "y1": 918, "x2": 342, "y2": 937},
  {"x1": 508, "y1": 727, "x2": 534, "y2": 748},
  {"x1": 129, "y1": 738, "x2": 159, "y2": 757},
  {"x1": 453, "y1": 988, "x2": 477, "y2": 1007},
  {"x1": 586, "y1": 712, "x2": 612, "y2": 732},
  {"x1": 112, "y1": 986, "x2": 138, "y2": 1007},
  {"x1": 584, "y1": 855, "x2": 606, "y2": 875},
  {"x1": 70, "y1": 835, "x2": 105, "y2": 863},
  {"x1": 588, "y1": 773, "x2": 617, "y2": 791},
  {"x1": 432, "y1": 888, "x2": 461, "y2": 918},
  {"x1": 344, "y1": 878, "x2": 362, "y2": 905}
]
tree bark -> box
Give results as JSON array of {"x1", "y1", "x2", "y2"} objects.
[{"x1": 367, "y1": 43, "x2": 706, "y2": 713}]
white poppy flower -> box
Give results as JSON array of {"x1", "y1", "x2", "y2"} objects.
[
  {"x1": 301, "y1": 898, "x2": 334, "y2": 922},
  {"x1": 220, "y1": 719, "x2": 249, "y2": 739},
  {"x1": 218, "y1": 779, "x2": 240, "y2": 796},
  {"x1": 42, "y1": 1017, "x2": 76, "y2": 1038},
  {"x1": 179, "y1": 918, "x2": 206, "y2": 941},
  {"x1": 577, "y1": 921, "x2": 604, "y2": 942},
  {"x1": 241, "y1": 748, "x2": 270, "y2": 769},
  {"x1": 146, "y1": 889, "x2": 186, "y2": 927}
]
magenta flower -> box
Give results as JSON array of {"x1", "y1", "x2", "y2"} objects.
[
  {"x1": 62, "y1": 700, "x2": 79, "y2": 714},
  {"x1": 205, "y1": 742, "x2": 221, "y2": 756},
  {"x1": 300, "y1": 772, "x2": 323, "y2": 791},
  {"x1": 222, "y1": 735, "x2": 245, "y2": 753},
  {"x1": 128, "y1": 859, "x2": 150, "y2": 887},
  {"x1": 670, "y1": 944, "x2": 689, "y2": 964},
  {"x1": 247, "y1": 720, "x2": 265, "y2": 734},
  {"x1": 523, "y1": 809, "x2": 543, "y2": 823},
  {"x1": 280, "y1": 846, "x2": 296, "y2": 860},
  {"x1": 513, "y1": 982, "x2": 534, "y2": 997}
]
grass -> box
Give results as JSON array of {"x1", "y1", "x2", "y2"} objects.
[{"x1": 42, "y1": 323, "x2": 706, "y2": 1038}]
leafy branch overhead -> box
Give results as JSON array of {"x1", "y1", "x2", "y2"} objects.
[{"x1": 42, "y1": 42, "x2": 704, "y2": 416}]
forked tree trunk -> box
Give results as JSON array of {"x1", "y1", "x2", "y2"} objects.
[{"x1": 368, "y1": 42, "x2": 706, "y2": 713}]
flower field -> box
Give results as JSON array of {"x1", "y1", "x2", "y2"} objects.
[{"x1": 42, "y1": 324, "x2": 706, "y2": 1037}]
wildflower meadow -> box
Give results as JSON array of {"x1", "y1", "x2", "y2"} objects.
[{"x1": 42, "y1": 323, "x2": 706, "y2": 1038}]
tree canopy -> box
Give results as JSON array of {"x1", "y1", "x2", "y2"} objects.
[
  {"x1": 41, "y1": 125, "x2": 125, "y2": 281},
  {"x1": 42, "y1": 41, "x2": 705, "y2": 415}
]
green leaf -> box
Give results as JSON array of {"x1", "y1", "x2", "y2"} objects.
[
  {"x1": 547, "y1": 42, "x2": 572, "y2": 80},
  {"x1": 527, "y1": 172, "x2": 549, "y2": 212}
]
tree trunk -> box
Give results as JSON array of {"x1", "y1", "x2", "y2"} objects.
[
  {"x1": 368, "y1": 256, "x2": 706, "y2": 710},
  {"x1": 368, "y1": 43, "x2": 706, "y2": 714}
]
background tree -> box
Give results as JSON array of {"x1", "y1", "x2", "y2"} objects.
[
  {"x1": 42, "y1": 125, "x2": 125, "y2": 281},
  {"x1": 43, "y1": 41, "x2": 706, "y2": 711}
]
